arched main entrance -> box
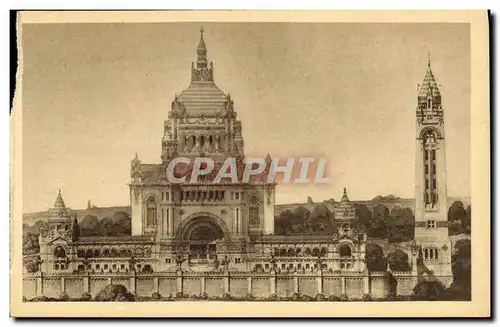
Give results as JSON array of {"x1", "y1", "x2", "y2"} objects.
[{"x1": 176, "y1": 213, "x2": 228, "y2": 260}]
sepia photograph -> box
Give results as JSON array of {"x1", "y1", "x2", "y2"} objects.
[{"x1": 10, "y1": 10, "x2": 490, "y2": 318}]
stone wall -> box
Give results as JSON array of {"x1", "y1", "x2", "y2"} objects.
[{"x1": 23, "y1": 270, "x2": 419, "y2": 301}]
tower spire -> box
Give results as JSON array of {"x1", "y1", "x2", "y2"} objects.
[
  {"x1": 341, "y1": 187, "x2": 349, "y2": 202},
  {"x1": 428, "y1": 51, "x2": 431, "y2": 67},
  {"x1": 197, "y1": 26, "x2": 207, "y2": 69},
  {"x1": 192, "y1": 27, "x2": 213, "y2": 82}
]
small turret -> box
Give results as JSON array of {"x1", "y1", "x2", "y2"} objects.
[{"x1": 47, "y1": 190, "x2": 72, "y2": 240}]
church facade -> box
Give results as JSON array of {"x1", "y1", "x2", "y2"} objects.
[{"x1": 25, "y1": 29, "x2": 453, "y2": 299}]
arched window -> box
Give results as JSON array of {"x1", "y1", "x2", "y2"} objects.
[
  {"x1": 200, "y1": 135, "x2": 205, "y2": 148},
  {"x1": 427, "y1": 97, "x2": 432, "y2": 109},
  {"x1": 339, "y1": 244, "x2": 352, "y2": 257},
  {"x1": 209, "y1": 135, "x2": 214, "y2": 148},
  {"x1": 146, "y1": 197, "x2": 157, "y2": 226},
  {"x1": 53, "y1": 246, "x2": 66, "y2": 258},
  {"x1": 248, "y1": 195, "x2": 260, "y2": 226},
  {"x1": 218, "y1": 133, "x2": 226, "y2": 150},
  {"x1": 425, "y1": 247, "x2": 439, "y2": 261}
]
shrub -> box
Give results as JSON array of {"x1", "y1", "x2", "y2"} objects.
[
  {"x1": 362, "y1": 294, "x2": 372, "y2": 301},
  {"x1": 22, "y1": 296, "x2": 27, "y2": 302},
  {"x1": 199, "y1": 292, "x2": 209, "y2": 300},
  {"x1": 243, "y1": 293, "x2": 254, "y2": 301},
  {"x1": 385, "y1": 293, "x2": 396, "y2": 301},
  {"x1": 328, "y1": 295, "x2": 340, "y2": 301},
  {"x1": 190, "y1": 294, "x2": 199, "y2": 300},
  {"x1": 412, "y1": 280, "x2": 446, "y2": 301},
  {"x1": 291, "y1": 293, "x2": 301, "y2": 301},
  {"x1": 58, "y1": 292, "x2": 69, "y2": 301},
  {"x1": 267, "y1": 293, "x2": 278, "y2": 301},
  {"x1": 151, "y1": 292, "x2": 161, "y2": 300},
  {"x1": 81, "y1": 292, "x2": 92, "y2": 301},
  {"x1": 94, "y1": 284, "x2": 135, "y2": 302},
  {"x1": 315, "y1": 293, "x2": 326, "y2": 301},
  {"x1": 339, "y1": 294, "x2": 348, "y2": 301},
  {"x1": 300, "y1": 294, "x2": 314, "y2": 301},
  {"x1": 221, "y1": 293, "x2": 232, "y2": 300},
  {"x1": 175, "y1": 292, "x2": 184, "y2": 299}
]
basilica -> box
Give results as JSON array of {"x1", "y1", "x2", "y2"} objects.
[
  {"x1": 34, "y1": 28, "x2": 369, "y2": 276},
  {"x1": 31, "y1": 28, "x2": 452, "y2": 292}
]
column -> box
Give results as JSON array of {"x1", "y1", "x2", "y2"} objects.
[
  {"x1": 270, "y1": 273, "x2": 276, "y2": 295},
  {"x1": 36, "y1": 272, "x2": 44, "y2": 296},
  {"x1": 247, "y1": 277, "x2": 252, "y2": 294},
  {"x1": 363, "y1": 274, "x2": 370, "y2": 295},
  {"x1": 154, "y1": 277, "x2": 159, "y2": 293},
  {"x1": 317, "y1": 269, "x2": 323, "y2": 294},
  {"x1": 129, "y1": 272, "x2": 136, "y2": 295},
  {"x1": 83, "y1": 272, "x2": 90, "y2": 294},
  {"x1": 60, "y1": 277, "x2": 66, "y2": 294},
  {"x1": 166, "y1": 208, "x2": 170, "y2": 236},
  {"x1": 176, "y1": 270, "x2": 183, "y2": 294},
  {"x1": 293, "y1": 272, "x2": 299, "y2": 294},
  {"x1": 341, "y1": 276, "x2": 346, "y2": 295},
  {"x1": 201, "y1": 276, "x2": 206, "y2": 294},
  {"x1": 161, "y1": 208, "x2": 165, "y2": 236},
  {"x1": 169, "y1": 208, "x2": 174, "y2": 236},
  {"x1": 223, "y1": 271, "x2": 230, "y2": 294}
]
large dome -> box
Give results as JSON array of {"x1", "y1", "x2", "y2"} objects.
[{"x1": 178, "y1": 81, "x2": 227, "y2": 116}]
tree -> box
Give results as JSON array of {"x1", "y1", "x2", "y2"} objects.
[
  {"x1": 22, "y1": 233, "x2": 40, "y2": 255},
  {"x1": 463, "y1": 205, "x2": 471, "y2": 234},
  {"x1": 450, "y1": 239, "x2": 471, "y2": 297},
  {"x1": 112, "y1": 211, "x2": 131, "y2": 235},
  {"x1": 386, "y1": 207, "x2": 414, "y2": 243},
  {"x1": 95, "y1": 284, "x2": 135, "y2": 301},
  {"x1": 308, "y1": 204, "x2": 335, "y2": 234},
  {"x1": 448, "y1": 201, "x2": 466, "y2": 223},
  {"x1": 369, "y1": 204, "x2": 389, "y2": 239},
  {"x1": 412, "y1": 280, "x2": 446, "y2": 300},
  {"x1": 275, "y1": 210, "x2": 297, "y2": 235},
  {"x1": 71, "y1": 215, "x2": 80, "y2": 242},
  {"x1": 387, "y1": 249, "x2": 411, "y2": 271},
  {"x1": 80, "y1": 215, "x2": 100, "y2": 236},
  {"x1": 365, "y1": 243, "x2": 387, "y2": 272},
  {"x1": 449, "y1": 220, "x2": 464, "y2": 236},
  {"x1": 354, "y1": 203, "x2": 372, "y2": 232}
]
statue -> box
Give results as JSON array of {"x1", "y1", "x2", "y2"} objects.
[
  {"x1": 269, "y1": 253, "x2": 277, "y2": 271},
  {"x1": 129, "y1": 255, "x2": 136, "y2": 272},
  {"x1": 425, "y1": 131, "x2": 436, "y2": 146},
  {"x1": 175, "y1": 254, "x2": 185, "y2": 270}
]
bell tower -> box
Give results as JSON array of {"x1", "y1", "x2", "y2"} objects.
[{"x1": 414, "y1": 55, "x2": 452, "y2": 285}]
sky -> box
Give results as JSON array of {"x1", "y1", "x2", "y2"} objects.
[{"x1": 21, "y1": 22, "x2": 470, "y2": 213}]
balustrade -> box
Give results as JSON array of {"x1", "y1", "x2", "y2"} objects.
[{"x1": 180, "y1": 190, "x2": 225, "y2": 202}]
